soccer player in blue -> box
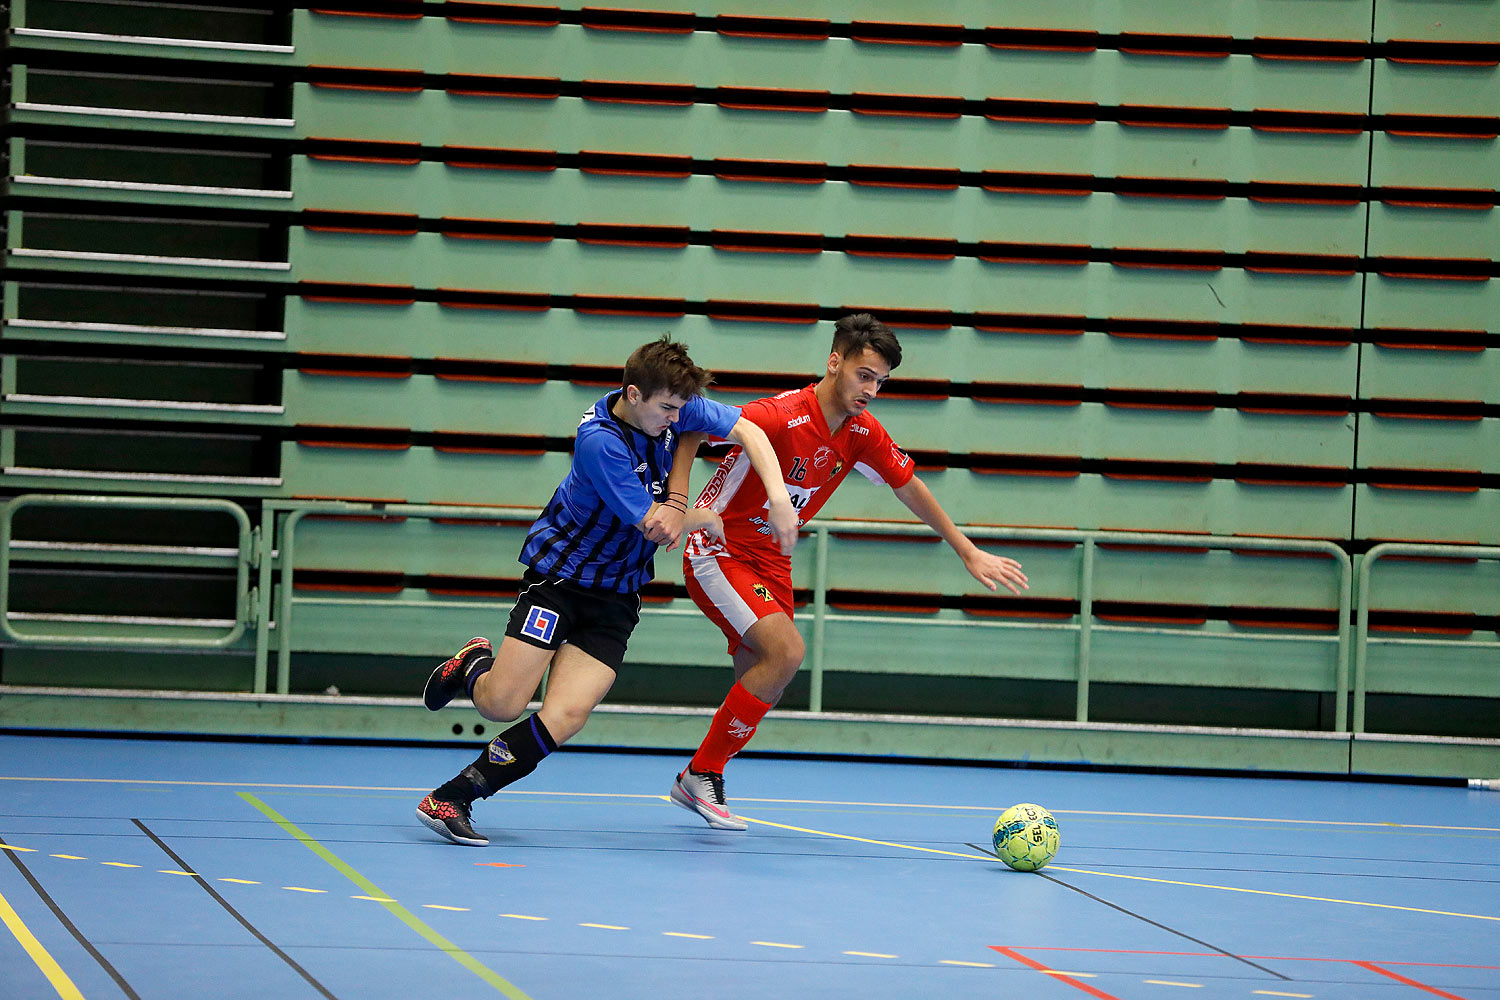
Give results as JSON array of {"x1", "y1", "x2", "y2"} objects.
[{"x1": 417, "y1": 337, "x2": 799, "y2": 845}]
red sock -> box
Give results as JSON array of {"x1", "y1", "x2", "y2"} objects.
[{"x1": 690, "y1": 682, "x2": 771, "y2": 774}]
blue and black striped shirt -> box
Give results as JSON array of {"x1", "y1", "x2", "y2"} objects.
[{"x1": 519, "y1": 390, "x2": 740, "y2": 593}]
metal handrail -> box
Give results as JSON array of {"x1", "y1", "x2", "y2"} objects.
[
  {"x1": 0, "y1": 494, "x2": 254, "y2": 648},
  {"x1": 260, "y1": 501, "x2": 1353, "y2": 728},
  {"x1": 1354, "y1": 542, "x2": 1500, "y2": 734}
]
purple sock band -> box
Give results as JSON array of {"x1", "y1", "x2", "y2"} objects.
[{"x1": 528, "y1": 714, "x2": 553, "y2": 758}]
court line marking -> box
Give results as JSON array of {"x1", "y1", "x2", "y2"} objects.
[
  {"x1": 7, "y1": 776, "x2": 1497, "y2": 833},
  {"x1": 665, "y1": 931, "x2": 714, "y2": 940},
  {"x1": 1353, "y1": 960, "x2": 1470, "y2": 1000},
  {"x1": 239, "y1": 792, "x2": 534, "y2": 1000},
  {"x1": 845, "y1": 950, "x2": 898, "y2": 958},
  {"x1": 1144, "y1": 980, "x2": 1204, "y2": 988},
  {"x1": 1031, "y1": 865, "x2": 1291, "y2": 981},
  {"x1": 1252, "y1": 993, "x2": 1314, "y2": 998},
  {"x1": 1044, "y1": 864, "x2": 1500, "y2": 923},
  {"x1": 133, "y1": 818, "x2": 334, "y2": 1000},
  {"x1": 740, "y1": 815, "x2": 996, "y2": 861},
  {"x1": 993, "y1": 946, "x2": 1120, "y2": 999},
  {"x1": 939, "y1": 960, "x2": 995, "y2": 968},
  {"x1": 749, "y1": 816, "x2": 1500, "y2": 928},
  {"x1": 0, "y1": 884, "x2": 86, "y2": 1000},
  {"x1": 1, "y1": 831, "x2": 138, "y2": 999}
]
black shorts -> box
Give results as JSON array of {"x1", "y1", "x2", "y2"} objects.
[{"x1": 504, "y1": 568, "x2": 641, "y2": 671}]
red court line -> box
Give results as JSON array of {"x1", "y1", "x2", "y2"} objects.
[
  {"x1": 1354, "y1": 961, "x2": 1472, "y2": 1000},
  {"x1": 990, "y1": 946, "x2": 1123, "y2": 1000}
]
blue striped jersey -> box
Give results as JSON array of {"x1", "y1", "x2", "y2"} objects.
[{"x1": 519, "y1": 390, "x2": 740, "y2": 592}]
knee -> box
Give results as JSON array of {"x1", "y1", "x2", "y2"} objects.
[
  {"x1": 537, "y1": 704, "x2": 588, "y2": 745},
  {"x1": 764, "y1": 632, "x2": 805, "y2": 681}
]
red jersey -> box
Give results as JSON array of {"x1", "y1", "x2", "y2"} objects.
[{"x1": 686, "y1": 384, "x2": 916, "y2": 569}]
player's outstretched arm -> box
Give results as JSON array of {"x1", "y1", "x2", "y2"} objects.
[
  {"x1": 892, "y1": 476, "x2": 1029, "y2": 595},
  {"x1": 641, "y1": 432, "x2": 707, "y2": 550},
  {"x1": 726, "y1": 416, "x2": 799, "y2": 556}
]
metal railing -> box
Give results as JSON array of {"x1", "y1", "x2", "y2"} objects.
[
  {"x1": 1354, "y1": 542, "x2": 1500, "y2": 734},
  {"x1": 0, "y1": 494, "x2": 1411, "y2": 733},
  {"x1": 0, "y1": 493, "x2": 254, "y2": 648}
]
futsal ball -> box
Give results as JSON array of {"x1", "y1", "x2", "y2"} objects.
[{"x1": 992, "y1": 802, "x2": 1061, "y2": 871}]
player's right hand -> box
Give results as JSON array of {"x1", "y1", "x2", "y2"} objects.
[{"x1": 767, "y1": 496, "x2": 799, "y2": 556}]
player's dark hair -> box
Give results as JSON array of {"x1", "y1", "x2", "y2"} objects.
[
  {"x1": 831, "y1": 313, "x2": 902, "y2": 370},
  {"x1": 621, "y1": 336, "x2": 713, "y2": 400}
]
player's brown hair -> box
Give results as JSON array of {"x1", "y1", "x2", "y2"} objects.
[
  {"x1": 621, "y1": 336, "x2": 714, "y2": 400},
  {"x1": 831, "y1": 313, "x2": 902, "y2": 370}
]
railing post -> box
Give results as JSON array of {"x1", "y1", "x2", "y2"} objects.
[
  {"x1": 276, "y1": 507, "x2": 312, "y2": 696},
  {"x1": 808, "y1": 525, "x2": 829, "y2": 714},
  {"x1": 252, "y1": 510, "x2": 276, "y2": 695},
  {"x1": 1354, "y1": 546, "x2": 1382, "y2": 734},
  {"x1": 1076, "y1": 537, "x2": 1095, "y2": 723}
]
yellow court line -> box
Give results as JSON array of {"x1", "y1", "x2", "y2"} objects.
[
  {"x1": 5, "y1": 775, "x2": 1497, "y2": 833},
  {"x1": 740, "y1": 814, "x2": 1500, "y2": 924},
  {"x1": 239, "y1": 792, "x2": 534, "y2": 1000},
  {"x1": 1046, "y1": 864, "x2": 1500, "y2": 923},
  {"x1": 0, "y1": 884, "x2": 86, "y2": 1000},
  {"x1": 739, "y1": 815, "x2": 995, "y2": 861}
]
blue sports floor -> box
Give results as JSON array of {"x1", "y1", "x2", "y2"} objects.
[{"x1": 1, "y1": 734, "x2": 1497, "y2": 1000}]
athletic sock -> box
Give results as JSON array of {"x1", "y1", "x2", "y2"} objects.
[
  {"x1": 689, "y1": 681, "x2": 771, "y2": 774},
  {"x1": 433, "y1": 714, "x2": 558, "y2": 802},
  {"x1": 462, "y1": 653, "x2": 494, "y2": 700}
]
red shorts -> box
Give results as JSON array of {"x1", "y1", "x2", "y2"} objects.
[{"x1": 683, "y1": 547, "x2": 794, "y2": 656}]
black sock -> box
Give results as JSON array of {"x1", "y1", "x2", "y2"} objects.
[
  {"x1": 463, "y1": 653, "x2": 494, "y2": 699},
  {"x1": 433, "y1": 715, "x2": 558, "y2": 802}
]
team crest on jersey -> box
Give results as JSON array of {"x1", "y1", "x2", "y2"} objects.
[
  {"x1": 891, "y1": 442, "x2": 911, "y2": 467},
  {"x1": 813, "y1": 446, "x2": 835, "y2": 469},
  {"x1": 487, "y1": 738, "x2": 516, "y2": 765},
  {"x1": 751, "y1": 583, "x2": 774, "y2": 602}
]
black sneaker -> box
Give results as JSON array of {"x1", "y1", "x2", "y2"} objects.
[
  {"x1": 416, "y1": 794, "x2": 488, "y2": 846},
  {"x1": 423, "y1": 636, "x2": 493, "y2": 711}
]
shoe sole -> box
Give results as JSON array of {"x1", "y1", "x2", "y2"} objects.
[
  {"x1": 416, "y1": 807, "x2": 488, "y2": 847},
  {"x1": 669, "y1": 779, "x2": 748, "y2": 832}
]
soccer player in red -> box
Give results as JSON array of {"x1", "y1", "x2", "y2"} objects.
[{"x1": 666, "y1": 313, "x2": 1030, "y2": 829}]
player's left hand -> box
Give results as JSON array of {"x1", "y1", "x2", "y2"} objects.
[
  {"x1": 963, "y1": 548, "x2": 1028, "y2": 595},
  {"x1": 641, "y1": 502, "x2": 686, "y2": 550}
]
